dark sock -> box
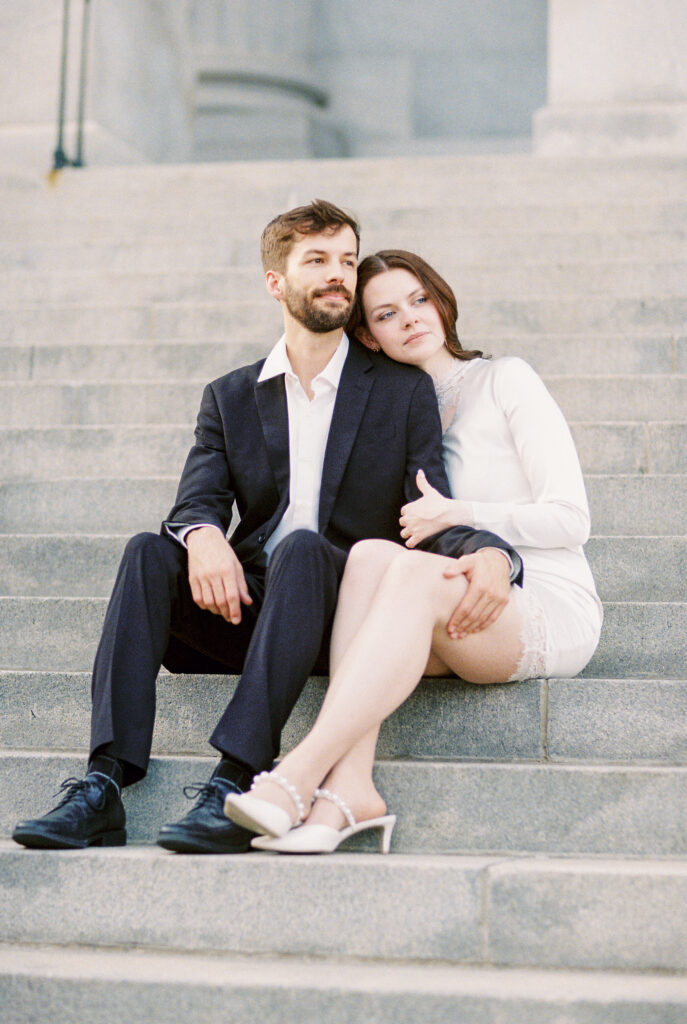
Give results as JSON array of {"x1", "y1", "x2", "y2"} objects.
[
  {"x1": 213, "y1": 756, "x2": 255, "y2": 791},
  {"x1": 87, "y1": 753, "x2": 123, "y2": 791}
]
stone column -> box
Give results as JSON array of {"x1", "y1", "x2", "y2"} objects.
[{"x1": 534, "y1": 0, "x2": 687, "y2": 154}]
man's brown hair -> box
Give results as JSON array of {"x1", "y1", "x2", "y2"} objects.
[{"x1": 260, "y1": 199, "x2": 360, "y2": 274}]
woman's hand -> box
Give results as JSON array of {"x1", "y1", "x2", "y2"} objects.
[{"x1": 400, "y1": 469, "x2": 473, "y2": 547}]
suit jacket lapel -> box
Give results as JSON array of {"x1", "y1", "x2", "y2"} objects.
[
  {"x1": 254, "y1": 374, "x2": 290, "y2": 500},
  {"x1": 319, "y1": 343, "x2": 374, "y2": 532}
]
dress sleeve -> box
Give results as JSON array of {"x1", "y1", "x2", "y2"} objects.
[{"x1": 470, "y1": 358, "x2": 591, "y2": 548}]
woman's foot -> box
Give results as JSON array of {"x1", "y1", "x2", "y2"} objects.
[{"x1": 304, "y1": 777, "x2": 386, "y2": 831}]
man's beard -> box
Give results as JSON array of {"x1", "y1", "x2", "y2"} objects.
[{"x1": 282, "y1": 280, "x2": 353, "y2": 333}]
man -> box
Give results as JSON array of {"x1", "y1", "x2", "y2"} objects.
[{"x1": 13, "y1": 200, "x2": 521, "y2": 854}]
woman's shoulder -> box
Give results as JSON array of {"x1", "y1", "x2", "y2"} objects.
[{"x1": 480, "y1": 355, "x2": 544, "y2": 391}]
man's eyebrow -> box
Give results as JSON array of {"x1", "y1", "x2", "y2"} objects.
[{"x1": 300, "y1": 248, "x2": 358, "y2": 258}]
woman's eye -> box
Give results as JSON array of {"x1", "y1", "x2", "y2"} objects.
[
  {"x1": 377, "y1": 311, "x2": 393, "y2": 321},
  {"x1": 415, "y1": 295, "x2": 427, "y2": 305}
]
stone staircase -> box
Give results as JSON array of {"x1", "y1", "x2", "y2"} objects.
[{"x1": 1, "y1": 154, "x2": 686, "y2": 1022}]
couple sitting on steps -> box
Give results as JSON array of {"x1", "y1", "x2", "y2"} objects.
[{"x1": 13, "y1": 199, "x2": 602, "y2": 856}]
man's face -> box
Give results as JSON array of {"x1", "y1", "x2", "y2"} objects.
[{"x1": 279, "y1": 226, "x2": 358, "y2": 332}]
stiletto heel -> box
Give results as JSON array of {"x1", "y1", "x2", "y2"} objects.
[
  {"x1": 251, "y1": 788, "x2": 396, "y2": 855},
  {"x1": 379, "y1": 816, "x2": 395, "y2": 854}
]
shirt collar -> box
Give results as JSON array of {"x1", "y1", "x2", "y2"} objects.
[{"x1": 258, "y1": 333, "x2": 349, "y2": 389}]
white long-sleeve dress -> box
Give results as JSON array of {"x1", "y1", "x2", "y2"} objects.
[{"x1": 439, "y1": 355, "x2": 603, "y2": 680}]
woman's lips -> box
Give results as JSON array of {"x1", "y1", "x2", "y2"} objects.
[{"x1": 404, "y1": 331, "x2": 428, "y2": 345}]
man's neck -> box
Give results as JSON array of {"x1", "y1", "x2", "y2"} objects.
[{"x1": 283, "y1": 321, "x2": 344, "y2": 397}]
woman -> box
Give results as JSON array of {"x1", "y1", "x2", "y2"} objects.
[{"x1": 225, "y1": 250, "x2": 603, "y2": 853}]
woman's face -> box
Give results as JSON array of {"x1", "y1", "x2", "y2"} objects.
[{"x1": 361, "y1": 268, "x2": 446, "y2": 368}]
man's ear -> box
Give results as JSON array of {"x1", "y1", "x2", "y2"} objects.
[
  {"x1": 265, "y1": 270, "x2": 283, "y2": 301},
  {"x1": 355, "y1": 325, "x2": 380, "y2": 352}
]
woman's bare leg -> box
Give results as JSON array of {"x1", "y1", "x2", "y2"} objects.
[
  {"x1": 307, "y1": 541, "x2": 401, "y2": 826},
  {"x1": 253, "y1": 544, "x2": 524, "y2": 823}
]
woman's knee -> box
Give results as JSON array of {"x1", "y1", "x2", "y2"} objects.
[{"x1": 343, "y1": 539, "x2": 402, "y2": 588}]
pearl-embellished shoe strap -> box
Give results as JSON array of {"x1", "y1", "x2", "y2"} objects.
[
  {"x1": 251, "y1": 770, "x2": 307, "y2": 823},
  {"x1": 314, "y1": 787, "x2": 356, "y2": 828}
]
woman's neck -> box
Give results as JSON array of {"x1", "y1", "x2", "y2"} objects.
[{"x1": 420, "y1": 346, "x2": 460, "y2": 383}]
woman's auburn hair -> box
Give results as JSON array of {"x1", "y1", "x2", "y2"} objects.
[{"x1": 348, "y1": 249, "x2": 485, "y2": 361}]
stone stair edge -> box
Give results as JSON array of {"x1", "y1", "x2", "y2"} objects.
[
  {"x1": 3, "y1": 941, "x2": 687, "y2": 1002},
  {"x1": 1, "y1": 841, "x2": 687, "y2": 972}
]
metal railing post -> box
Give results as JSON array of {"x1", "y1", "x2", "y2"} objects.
[
  {"x1": 53, "y1": 0, "x2": 72, "y2": 171},
  {"x1": 52, "y1": 0, "x2": 92, "y2": 171},
  {"x1": 73, "y1": 0, "x2": 91, "y2": 167}
]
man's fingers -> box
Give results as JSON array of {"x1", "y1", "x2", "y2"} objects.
[{"x1": 443, "y1": 555, "x2": 472, "y2": 579}]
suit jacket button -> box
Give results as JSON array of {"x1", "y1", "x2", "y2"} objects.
[{"x1": 258, "y1": 533, "x2": 266, "y2": 544}]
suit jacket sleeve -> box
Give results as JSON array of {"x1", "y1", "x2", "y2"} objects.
[
  {"x1": 407, "y1": 374, "x2": 524, "y2": 586},
  {"x1": 161, "y1": 382, "x2": 236, "y2": 542}
]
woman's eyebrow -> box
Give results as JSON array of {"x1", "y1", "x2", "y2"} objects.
[{"x1": 369, "y1": 288, "x2": 423, "y2": 314}]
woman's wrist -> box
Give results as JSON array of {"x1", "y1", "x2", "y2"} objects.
[{"x1": 445, "y1": 499, "x2": 474, "y2": 529}]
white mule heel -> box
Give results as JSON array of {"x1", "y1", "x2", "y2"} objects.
[
  {"x1": 251, "y1": 787, "x2": 396, "y2": 854},
  {"x1": 223, "y1": 770, "x2": 308, "y2": 838}
]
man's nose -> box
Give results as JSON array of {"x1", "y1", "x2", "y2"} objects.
[{"x1": 325, "y1": 262, "x2": 344, "y2": 281}]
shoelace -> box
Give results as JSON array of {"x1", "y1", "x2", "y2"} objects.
[
  {"x1": 182, "y1": 779, "x2": 240, "y2": 807},
  {"x1": 53, "y1": 776, "x2": 107, "y2": 811},
  {"x1": 182, "y1": 782, "x2": 218, "y2": 807}
]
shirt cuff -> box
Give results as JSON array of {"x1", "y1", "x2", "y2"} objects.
[{"x1": 165, "y1": 523, "x2": 224, "y2": 548}]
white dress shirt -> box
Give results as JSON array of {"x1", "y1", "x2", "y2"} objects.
[
  {"x1": 173, "y1": 334, "x2": 349, "y2": 558},
  {"x1": 260, "y1": 333, "x2": 349, "y2": 556}
]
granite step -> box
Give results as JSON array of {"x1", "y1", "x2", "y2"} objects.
[
  {"x1": 4, "y1": 945, "x2": 687, "y2": 1024},
  {"x1": 2, "y1": 422, "x2": 685, "y2": 477},
  {"x1": 4, "y1": 152, "x2": 685, "y2": 195},
  {"x1": 1, "y1": 261, "x2": 686, "y2": 304},
  {"x1": 2, "y1": 375, "x2": 686, "y2": 427},
  {"x1": 1, "y1": 335, "x2": 684, "y2": 381},
  {"x1": 0, "y1": 534, "x2": 683, "y2": 602},
  {"x1": 4, "y1": 229, "x2": 687, "y2": 271},
  {"x1": 2, "y1": 296, "x2": 686, "y2": 342},
  {"x1": 0, "y1": 596, "x2": 684, "y2": 677},
  {"x1": 1, "y1": 841, "x2": 686, "y2": 971},
  {"x1": 6, "y1": 753, "x2": 687, "y2": 857},
  {"x1": 2, "y1": 671, "x2": 686, "y2": 766},
  {"x1": 6, "y1": 201, "x2": 687, "y2": 239},
  {"x1": 3, "y1": 155, "x2": 685, "y2": 202},
  {"x1": 1, "y1": 475, "x2": 684, "y2": 536}
]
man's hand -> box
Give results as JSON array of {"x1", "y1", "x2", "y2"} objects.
[
  {"x1": 444, "y1": 548, "x2": 511, "y2": 639},
  {"x1": 400, "y1": 469, "x2": 472, "y2": 547},
  {"x1": 187, "y1": 526, "x2": 252, "y2": 624}
]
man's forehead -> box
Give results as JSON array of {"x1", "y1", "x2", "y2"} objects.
[{"x1": 291, "y1": 225, "x2": 357, "y2": 253}]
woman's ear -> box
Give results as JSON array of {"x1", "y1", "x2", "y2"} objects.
[{"x1": 355, "y1": 325, "x2": 380, "y2": 352}]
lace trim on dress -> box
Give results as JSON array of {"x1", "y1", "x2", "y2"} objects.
[
  {"x1": 508, "y1": 585, "x2": 549, "y2": 681},
  {"x1": 435, "y1": 360, "x2": 472, "y2": 422}
]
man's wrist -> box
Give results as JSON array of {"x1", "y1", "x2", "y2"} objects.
[{"x1": 483, "y1": 546, "x2": 515, "y2": 581}]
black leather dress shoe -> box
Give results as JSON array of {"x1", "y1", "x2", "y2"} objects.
[
  {"x1": 12, "y1": 755, "x2": 126, "y2": 849},
  {"x1": 157, "y1": 761, "x2": 255, "y2": 854}
]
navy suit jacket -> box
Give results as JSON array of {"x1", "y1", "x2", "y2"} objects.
[{"x1": 163, "y1": 340, "x2": 522, "y2": 582}]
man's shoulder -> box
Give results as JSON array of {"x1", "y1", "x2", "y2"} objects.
[
  {"x1": 206, "y1": 356, "x2": 267, "y2": 394},
  {"x1": 361, "y1": 346, "x2": 431, "y2": 388}
]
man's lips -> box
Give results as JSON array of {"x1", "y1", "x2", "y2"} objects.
[{"x1": 313, "y1": 289, "x2": 352, "y2": 302}]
